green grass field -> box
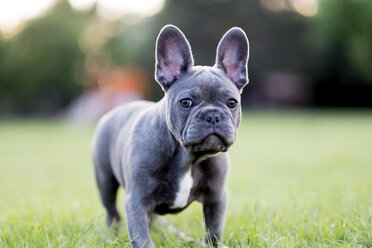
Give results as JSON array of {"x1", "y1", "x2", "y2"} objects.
[{"x1": 0, "y1": 112, "x2": 371, "y2": 247}]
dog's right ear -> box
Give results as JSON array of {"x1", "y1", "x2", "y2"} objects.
[{"x1": 155, "y1": 25, "x2": 194, "y2": 91}]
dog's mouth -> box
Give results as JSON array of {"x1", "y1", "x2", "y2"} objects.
[{"x1": 184, "y1": 133, "x2": 230, "y2": 155}]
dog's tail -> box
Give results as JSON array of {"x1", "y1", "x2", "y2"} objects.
[{"x1": 155, "y1": 215, "x2": 197, "y2": 244}]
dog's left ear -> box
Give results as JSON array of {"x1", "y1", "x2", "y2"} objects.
[
  {"x1": 215, "y1": 27, "x2": 249, "y2": 92},
  {"x1": 155, "y1": 25, "x2": 194, "y2": 91}
]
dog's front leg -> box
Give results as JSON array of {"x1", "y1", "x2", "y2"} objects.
[
  {"x1": 203, "y1": 189, "x2": 227, "y2": 247},
  {"x1": 125, "y1": 195, "x2": 154, "y2": 248},
  {"x1": 201, "y1": 154, "x2": 229, "y2": 247}
]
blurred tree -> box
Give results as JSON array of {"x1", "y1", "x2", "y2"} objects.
[
  {"x1": 0, "y1": 0, "x2": 93, "y2": 114},
  {"x1": 0, "y1": 35, "x2": 9, "y2": 114},
  {"x1": 308, "y1": 0, "x2": 372, "y2": 84},
  {"x1": 1, "y1": 0, "x2": 371, "y2": 114},
  {"x1": 106, "y1": 0, "x2": 312, "y2": 101}
]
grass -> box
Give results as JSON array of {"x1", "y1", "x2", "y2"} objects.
[{"x1": 0, "y1": 111, "x2": 371, "y2": 247}]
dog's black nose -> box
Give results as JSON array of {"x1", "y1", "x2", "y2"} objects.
[{"x1": 205, "y1": 112, "x2": 221, "y2": 125}]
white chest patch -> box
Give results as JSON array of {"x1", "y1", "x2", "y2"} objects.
[{"x1": 170, "y1": 169, "x2": 193, "y2": 209}]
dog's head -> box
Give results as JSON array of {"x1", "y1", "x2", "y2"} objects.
[{"x1": 155, "y1": 25, "x2": 249, "y2": 155}]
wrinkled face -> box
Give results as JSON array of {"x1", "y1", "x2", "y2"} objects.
[
  {"x1": 166, "y1": 66, "x2": 241, "y2": 155},
  {"x1": 155, "y1": 25, "x2": 249, "y2": 156}
]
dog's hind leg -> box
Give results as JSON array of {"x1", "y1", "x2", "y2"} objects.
[
  {"x1": 92, "y1": 120, "x2": 122, "y2": 228},
  {"x1": 95, "y1": 165, "x2": 121, "y2": 227}
]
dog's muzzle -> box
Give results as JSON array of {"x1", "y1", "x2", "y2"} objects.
[{"x1": 183, "y1": 112, "x2": 236, "y2": 155}]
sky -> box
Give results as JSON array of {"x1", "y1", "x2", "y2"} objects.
[{"x1": 0, "y1": 0, "x2": 165, "y2": 35}]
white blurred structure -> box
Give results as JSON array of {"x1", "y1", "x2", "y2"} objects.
[{"x1": 65, "y1": 67, "x2": 149, "y2": 123}]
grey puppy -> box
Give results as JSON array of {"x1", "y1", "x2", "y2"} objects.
[{"x1": 91, "y1": 24, "x2": 249, "y2": 248}]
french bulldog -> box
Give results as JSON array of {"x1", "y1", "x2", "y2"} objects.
[{"x1": 91, "y1": 24, "x2": 249, "y2": 247}]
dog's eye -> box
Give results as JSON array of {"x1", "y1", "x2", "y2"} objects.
[
  {"x1": 227, "y1": 99, "x2": 238, "y2": 108},
  {"x1": 180, "y1": 98, "x2": 193, "y2": 108}
]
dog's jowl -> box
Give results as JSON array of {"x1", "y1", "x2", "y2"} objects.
[{"x1": 91, "y1": 24, "x2": 249, "y2": 248}]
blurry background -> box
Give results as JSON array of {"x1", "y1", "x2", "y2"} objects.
[
  {"x1": 0, "y1": 0, "x2": 371, "y2": 119},
  {"x1": 1, "y1": 1, "x2": 372, "y2": 246}
]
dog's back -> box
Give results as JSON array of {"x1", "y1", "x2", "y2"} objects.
[
  {"x1": 91, "y1": 101, "x2": 154, "y2": 223},
  {"x1": 92, "y1": 101, "x2": 154, "y2": 173}
]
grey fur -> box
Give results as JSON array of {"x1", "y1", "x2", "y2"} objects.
[{"x1": 91, "y1": 25, "x2": 249, "y2": 248}]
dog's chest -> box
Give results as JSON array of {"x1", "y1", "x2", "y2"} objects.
[{"x1": 170, "y1": 169, "x2": 193, "y2": 209}]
